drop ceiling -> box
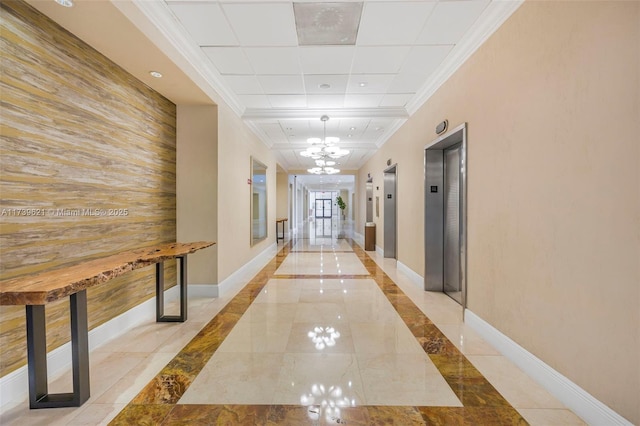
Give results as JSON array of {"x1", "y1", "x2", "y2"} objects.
[{"x1": 27, "y1": 0, "x2": 522, "y2": 173}]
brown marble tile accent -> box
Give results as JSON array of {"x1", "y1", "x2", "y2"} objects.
[
  {"x1": 266, "y1": 405, "x2": 317, "y2": 425},
  {"x1": 290, "y1": 251, "x2": 356, "y2": 253},
  {"x1": 418, "y1": 407, "x2": 528, "y2": 425},
  {"x1": 109, "y1": 404, "x2": 173, "y2": 426},
  {"x1": 429, "y1": 354, "x2": 511, "y2": 406},
  {"x1": 164, "y1": 404, "x2": 271, "y2": 425},
  {"x1": 271, "y1": 274, "x2": 371, "y2": 280},
  {"x1": 365, "y1": 406, "x2": 425, "y2": 425}
]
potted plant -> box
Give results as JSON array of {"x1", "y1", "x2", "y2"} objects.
[{"x1": 336, "y1": 195, "x2": 346, "y2": 220}]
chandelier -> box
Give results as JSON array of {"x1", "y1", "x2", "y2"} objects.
[{"x1": 301, "y1": 115, "x2": 349, "y2": 175}]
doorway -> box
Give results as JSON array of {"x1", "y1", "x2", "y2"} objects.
[
  {"x1": 424, "y1": 123, "x2": 467, "y2": 306},
  {"x1": 314, "y1": 199, "x2": 332, "y2": 218},
  {"x1": 384, "y1": 165, "x2": 397, "y2": 259}
]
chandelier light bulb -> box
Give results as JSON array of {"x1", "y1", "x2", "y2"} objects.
[{"x1": 300, "y1": 116, "x2": 348, "y2": 174}]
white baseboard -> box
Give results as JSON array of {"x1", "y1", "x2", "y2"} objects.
[
  {"x1": 396, "y1": 261, "x2": 424, "y2": 290},
  {"x1": 353, "y1": 232, "x2": 364, "y2": 246},
  {"x1": 0, "y1": 285, "x2": 180, "y2": 409},
  {"x1": 465, "y1": 310, "x2": 633, "y2": 426},
  {"x1": 188, "y1": 283, "x2": 218, "y2": 298},
  {"x1": 375, "y1": 245, "x2": 383, "y2": 257},
  {"x1": 213, "y1": 242, "x2": 277, "y2": 297}
]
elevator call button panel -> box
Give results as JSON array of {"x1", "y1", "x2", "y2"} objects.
[{"x1": 430, "y1": 186, "x2": 438, "y2": 193}]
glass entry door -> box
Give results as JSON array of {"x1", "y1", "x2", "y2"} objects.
[{"x1": 315, "y1": 199, "x2": 332, "y2": 218}]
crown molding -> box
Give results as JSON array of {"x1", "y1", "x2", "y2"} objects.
[
  {"x1": 374, "y1": 118, "x2": 408, "y2": 148},
  {"x1": 244, "y1": 120, "x2": 275, "y2": 149},
  {"x1": 271, "y1": 142, "x2": 378, "y2": 150},
  {"x1": 242, "y1": 107, "x2": 409, "y2": 122},
  {"x1": 405, "y1": 0, "x2": 524, "y2": 115}
]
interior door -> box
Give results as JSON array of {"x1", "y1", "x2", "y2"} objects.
[
  {"x1": 315, "y1": 199, "x2": 332, "y2": 218},
  {"x1": 323, "y1": 199, "x2": 332, "y2": 218}
]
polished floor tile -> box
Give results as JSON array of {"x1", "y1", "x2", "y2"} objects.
[
  {"x1": 275, "y1": 252, "x2": 369, "y2": 275},
  {"x1": 273, "y1": 353, "x2": 367, "y2": 406},
  {"x1": 179, "y1": 352, "x2": 285, "y2": 404},
  {"x1": 356, "y1": 352, "x2": 461, "y2": 406}
]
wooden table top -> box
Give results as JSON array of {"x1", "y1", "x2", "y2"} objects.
[
  {"x1": 0, "y1": 241, "x2": 215, "y2": 306},
  {"x1": 275, "y1": 218, "x2": 288, "y2": 222}
]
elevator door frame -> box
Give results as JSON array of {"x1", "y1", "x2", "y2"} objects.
[{"x1": 424, "y1": 123, "x2": 467, "y2": 308}]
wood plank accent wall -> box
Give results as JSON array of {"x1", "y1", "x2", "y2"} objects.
[{"x1": 0, "y1": 0, "x2": 177, "y2": 377}]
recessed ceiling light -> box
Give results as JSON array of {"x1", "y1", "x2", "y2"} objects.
[
  {"x1": 349, "y1": 127, "x2": 356, "y2": 131},
  {"x1": 319, "y1": 83, "x2": 331, "y2": 89},
  {"x1": 359, "y1": 82, "x2": 367, "y2": 87},
  {"x1": 347, "y1": 134, "x2": 352, "y2": 137},
  {"x1": 149, "y1": 71, "x2": 163, "y2": 78},
  {"x1": 55, "y1": 0, "x2": 73, "y2": 7}
]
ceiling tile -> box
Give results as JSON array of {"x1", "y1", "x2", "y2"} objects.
[
  {"x1": 344, "y1": 94, "x2": 383, "y2": 108},
  {"x1": 304, "y1": 74, "x2": 349, "y2": 94},
  {"x1": 268, "y1": 94, "x2": 307, "y2": 108},
  {"x1": 259, "y1": 122, "x2": 288, "y2": 142},
  {"x1": 357, "y1": 2, "x2": 436, "y2": 46},
  {"x1": 244, "y1": 47, "x2": 301, "y2": 74},
  {"x1": 299, "y1": 46, "x2": 355, "y2": 74},
  {"x1": 168, "y1": 2, "x2": 238, "y2": 46},
  {"x1": 258, "y1": 75, "x2": 305, "y2": 94},
  {"x1": 202, "y1": 47, "x2": 253, "y2": 74},
  {"x1": 338, "y1": 119, "x2": 371, "y2": 133},
  {"x1": 387, "y1": 72, "x2": 428, "y2": 93},
  {"x1": 221, "y1": 3, "x2": 298, "y2": 46},
  {"x1": 279, "y1": 121, "x2": 310, "y2": 139},
  {"x1": 237, "y1": 94, "x2": 271, "y2": 108},
  {"x1": 352, "y1": 47, "x2": 411, "y2": 74},
  {"x1": 380, "y1": 93, "x2": 413, "y2": 107},
  {"x1": 346, "y1": 74, "x2": 395, "y2": 94},
  {"x1": 416, "y1": 0, "x2": 490, "y2": 45},
  {"x1": 399, "y1": 45, "x2": 454, "y2": 75},
  {"x1": 223, "y1": 75, "x2": 263, "y2": 94},
  {"x1": 307, "y1": 94, "x2": 345, "y2": 108}
]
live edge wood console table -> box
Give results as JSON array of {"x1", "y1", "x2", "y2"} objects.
[{"x1": 0, "y1": 241, "x2": 214, "y2": 409}]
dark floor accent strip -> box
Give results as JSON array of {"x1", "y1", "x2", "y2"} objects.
[{"x1": 271, "y1": 274, "x2": 371, "y2": 280}]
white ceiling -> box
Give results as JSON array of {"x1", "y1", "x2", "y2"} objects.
[{"x1": 27, "y1": 0, "x2": 523, "y2": 174}]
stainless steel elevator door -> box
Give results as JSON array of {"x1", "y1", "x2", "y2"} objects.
[
  {"x1": 384, "y1": 166, "x2": 397, "y2": 258},
  {"x1": 444, "y1": 145, "x2": 462, "y2": 303}
]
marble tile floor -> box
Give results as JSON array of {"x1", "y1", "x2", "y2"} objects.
[{"x1": 0, "y1": 233, "x2": 586, "y2": 425}]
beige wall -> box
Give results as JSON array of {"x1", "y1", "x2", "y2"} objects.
[
  {"x1": 216, "y1": 104, "x2": 277, "y2": 282},
  {"x1": 276, "y1": 171, "x2": 289, "y2": 222},
  {"x1": 177, "y1": 105, "x2": 218, "y2": 283},
  {"x1": 358, "y1": 1, "x2": 639, "y2": 423}
]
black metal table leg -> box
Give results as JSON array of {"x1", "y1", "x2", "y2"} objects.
[
  {"x1": 156, "y1": 256, "x2": 188, "y2": 322},
  {"x1": 25, "y1": 290, "x2": 90, "y2": 408}
]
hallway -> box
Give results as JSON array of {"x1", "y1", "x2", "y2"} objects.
[{"x1": 0, "y1": 222, "x2": 585, "y2": 425}]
